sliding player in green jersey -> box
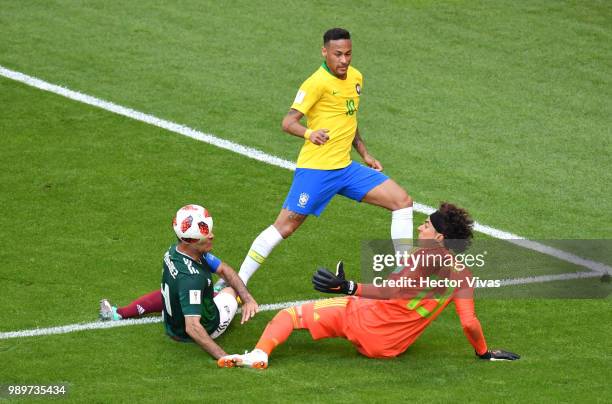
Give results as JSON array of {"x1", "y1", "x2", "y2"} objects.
[{"x1": 101, "y1": 204, "x2": 258, "y2": 361}]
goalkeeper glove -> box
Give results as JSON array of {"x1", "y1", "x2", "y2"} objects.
[
  {"x1": 477, "y1": 349, "x2": 520, "y2": 361},
  {"x1": 312, "y1": 261, "x2": 357, "y2": 295}
]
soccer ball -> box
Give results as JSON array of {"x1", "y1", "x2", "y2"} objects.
[{"x1": 172, "y1": 204, "x2": 213, "y2": 242}]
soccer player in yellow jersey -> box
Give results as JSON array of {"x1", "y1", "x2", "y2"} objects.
[{"x1": 231, "y1": 28, "x2": 414, "y2": 286}]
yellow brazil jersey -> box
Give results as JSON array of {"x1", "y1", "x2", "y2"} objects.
[{"x1": 290, "y1": 63, "x2": 363, "y2": 170}]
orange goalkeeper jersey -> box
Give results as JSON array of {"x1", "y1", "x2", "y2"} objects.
[{"x1": 343, "y1": 247, "x2": 488, "y2": 358}]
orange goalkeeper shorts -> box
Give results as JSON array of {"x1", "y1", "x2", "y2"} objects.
[{"x1": 300, "y1": 297, "x2": 351, "y2": 340}]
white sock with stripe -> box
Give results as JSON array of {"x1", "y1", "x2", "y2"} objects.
[{"x1": 238, "y1": 225, "x2": 284, "y2": 285}]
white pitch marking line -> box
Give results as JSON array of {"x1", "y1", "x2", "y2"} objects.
[
  {"x1": 0, "y1": 299, "x2": 315, "y2": 340},
  {"x1": 2, "y1": 268, "x2": 608, "y2": 341},
  {"x1": 498, "y1": 270, "x2": 603, "y2": 286},
  {"x1": 1, "y1": 65, "x2": 608, "y2": 275}
]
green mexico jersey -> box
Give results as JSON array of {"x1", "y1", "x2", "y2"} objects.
[{"x1": 161, "y1": 244, "x2": 221, "y2": 341}]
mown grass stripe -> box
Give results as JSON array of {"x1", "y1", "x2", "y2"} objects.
[{"x1": 1, "y1": 65, "x2": 608, "y2": 276}]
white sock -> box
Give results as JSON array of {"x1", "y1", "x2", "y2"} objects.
[
  {"x1": 238, "y1": 225, "x2": 284, "y2": 285},
  {"x1": 391, "y1": 207, "x2": 413, "y2": 256}
]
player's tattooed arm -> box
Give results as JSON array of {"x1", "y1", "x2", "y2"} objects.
[
  {"x1": 281, "y1": 108, "x2": 329, "y2": 145},
  {"x1": 281, "y1": 108, "x2": 305, "y2": 138},
  {"x1": 352, "y1": 128, "x2": 365, "y2": 152},
  {"x1": 353, "y1": 128, "x2": 383, "y2": 171}
]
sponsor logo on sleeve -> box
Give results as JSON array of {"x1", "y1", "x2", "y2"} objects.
[
  {"x1": 294, "y1": 90, "x2": 306, "y2": 104},
  {"x1": 189, "y1": 290, "x2": 201, "y2": 304}
]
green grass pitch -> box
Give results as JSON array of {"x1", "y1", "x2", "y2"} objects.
[{"x1": 0, "y1": 1, "x2": 610, "y2": 402}]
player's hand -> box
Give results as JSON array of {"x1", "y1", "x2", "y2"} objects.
[
  {"x1": 363, "y1": 154, "x2": 383, "y2": 171},
  {"x1": 477, "y1": 349, "x2": 520, "y2": 361},
  {"x1": 312, "y1": 261, "x2": 357, "y2": 295},
  {"x1": 309, "y1": 129, "x2": 330, "y2": 145},
  {"x1": 240, "y1": 298, "x2": 259, "y2": 324}
]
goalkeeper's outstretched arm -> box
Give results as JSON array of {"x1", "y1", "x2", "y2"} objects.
[{"x1": 455, "y1": 297, "x2": 520, "y2": 361}]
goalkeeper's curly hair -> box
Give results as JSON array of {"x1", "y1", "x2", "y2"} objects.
[{"x1": 437, "y1": 202, "x2": 474, "y2": 253}]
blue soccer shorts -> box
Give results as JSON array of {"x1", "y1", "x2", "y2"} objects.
[{"x1": 282, "y1": 161, "x2": 389, "y2": 216}]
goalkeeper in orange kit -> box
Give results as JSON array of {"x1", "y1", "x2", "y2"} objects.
[{"x1": 218, "y1": 202, "x2": 520, "y2": 369}]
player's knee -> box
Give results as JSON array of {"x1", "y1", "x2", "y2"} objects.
[
  {"x1": 273, "y1": 222, "x2": 296, "y2": 238},
  {"x1": 273, "y1": 215, "x2": 304, "y2": 238},
  {"x1": 220, "y1": 287, "x2": 236, "y2": 298},
  {"x1": 272, "y1": 308, "x2": 295, "y2": 326},
  {"x1": 392, "y1": 190, "x2": 412, "y2": 210}
]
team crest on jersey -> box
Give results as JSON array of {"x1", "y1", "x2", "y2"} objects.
[
  {"x1": 298, "y1": 192, "x2": 310, "y2": 208},
  {"x1": 355, "y1": 84, "x2": 361, "y2": 95}
]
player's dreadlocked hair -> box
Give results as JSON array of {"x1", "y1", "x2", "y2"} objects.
[
  {"x1": 436, "y1": 202, "x2": 474, "y2": 253},
  {"x1": 323, "y1": 28, "x2": 351, "y2": 45}
]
